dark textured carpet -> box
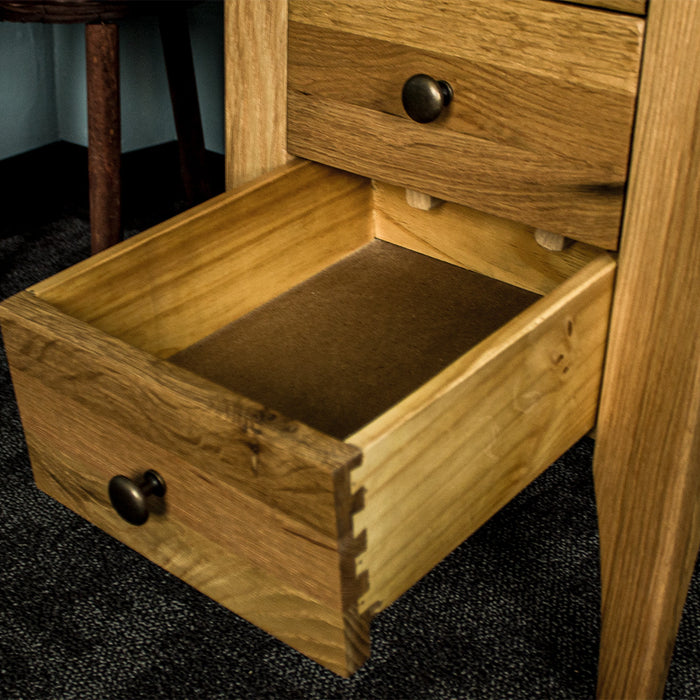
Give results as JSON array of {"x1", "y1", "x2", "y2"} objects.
[{"x1": 1, "y1": 143, "x2": 698, "y2": 699}]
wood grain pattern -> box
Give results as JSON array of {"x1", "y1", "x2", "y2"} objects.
[
  {"x1": 350, "y1": 254, "x2": 616, "y2": 612},
  {"x1": 288, "y1": 94, "x2": 627, "y2": 248},
  {"x1": 289, "y1": 21, "x2": 636, "y2": 168},
  {"x1": 555, "y1": 0, "x2": 646, "y2": 15},
  {"x1": 31, "y1": 161, "x2": 372, "y2": 358},
  {"x1": 0, "y1": 291, "x2": 360, "y2": 540},
  {"x1": 593, "y1": 0, "x2": 700, "y2": 697},
  {"x1": 224, "y1": 0, "x2": 292, "y2": 189},
  {"x1": 287, "y1": 0, "x2": 643, "y2": 247},
  {"x1": 373, "y1": 181, "x2": 601, "y2": 296},
  {"x1": 290, "y1": 0, "x2": 642, "y2": 90},
  {"x1": 28, "y1": 443, "x2": 359, "y2": 675},
  {"x1": 0, "y1": 290, "x2": 370, "y2": 676},
  {"x1": 18, "y1": 372, "x2": 345, "y2": 608}
]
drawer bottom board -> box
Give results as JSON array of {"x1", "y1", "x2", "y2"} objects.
[{"x1": 170, "y1": 240, "x2": 540, "y2": 439}]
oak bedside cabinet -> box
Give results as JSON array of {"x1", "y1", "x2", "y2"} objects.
[{"x1": 1, "y1": 1, "x2": 698, "y2": 697}]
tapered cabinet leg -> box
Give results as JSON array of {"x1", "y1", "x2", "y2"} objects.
[
  {"x1": 593, "y1": 1, "x2": 700, "y2": 698},
  {"x1": 85, "y1": 22, "x2": 121, "y2": 254}
]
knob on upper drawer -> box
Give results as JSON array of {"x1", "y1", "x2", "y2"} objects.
[{"x1": 401, "y1": 74, "x2": 453, "y2": 123}]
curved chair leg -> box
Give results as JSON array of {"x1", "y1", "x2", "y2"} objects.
[
  {"x1": 159, "y1": 8, "x2": 209, "y2": 204},
  {"x1": 85, "y1": 21, "x2": 121, "y2": 254}
]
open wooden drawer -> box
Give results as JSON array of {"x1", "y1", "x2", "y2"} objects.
[{"x1": 0, "y1": 160, "x2": 615, "y2": 676}]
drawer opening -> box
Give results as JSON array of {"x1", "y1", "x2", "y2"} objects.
[
  {"x1": 168, "y1": 239, "x2": 540, "y2": 440},
  {"x1": 27, "y1": 160, "x2": 603, "y2": 376}
]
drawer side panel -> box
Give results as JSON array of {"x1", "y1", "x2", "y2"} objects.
[{"x1": 350, "y1": 255, "x2": 616, "y2": 613}]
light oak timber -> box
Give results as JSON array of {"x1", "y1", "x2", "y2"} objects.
[
  {"x1": 1, "y1": 0, "x2": 668, "y2": 683},
  {"x1": 288, "y1": 21, "x2": 638, "y2": 171},
  {"x1": 16, "y1": 373, "x2": 346, "y2": 609},
  {"x1": 224, "y1": 0, "x2": 292, "y2": 189},
  {"x1": 373, "y1": 181, "x2": 601, "y2": 296},
  {"x1": 18, "y1": 397, "x2": 365, "y2": 675},
  {"x1": 31, "y1": 161, "x2": 373, "y2": 358},
  {"x1": 0, "y1": 291, "x2": 362, "y2": 542},
  {"x1": 350, "y1": 254, "x2": 616, "y2": 612},
  {"x1": 1, "y1": 154, "x2": 619, "y2": 675},
  {"x1": 288, "y1": 0, "x2": 643, "y2": 247},
  {"x1": 32, "y1": 449, "x2": 367, "y2": 677},
  {"x1": 290, "y1": 0, "x2": 643, "y2": 90},
  {"x1": 554, "y1": 0, "x2": 646, "y2": 15},
  {"x1": 593, "y1": 0, "x2": 700, "y2": 697},
  {"x1": 0, "y1": 290, "x2": 370, "y2": 676},
  {"x1": 288, "y1": 94, "x2": 628, "y2": 248}
]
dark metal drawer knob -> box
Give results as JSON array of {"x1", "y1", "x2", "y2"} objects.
[
  {"x1": 401, "y1": 74, "x2": 453, "y2": 123},
  {"x1": 108, "y1": 470, "x2": 166, "y2": 526}
]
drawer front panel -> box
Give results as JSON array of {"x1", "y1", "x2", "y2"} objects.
[
  {"x1": 0, "y1": 291, "x2": 368, "y2": 677},
  {"x1": 288, "y1": 0, "x2": 645, "y2": 248}
]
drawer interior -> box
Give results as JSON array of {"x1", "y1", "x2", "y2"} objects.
[
  {"x1": 170, "y1": 239, "x2": 539, "y2": 439},
  {"x1": 29, "y1": 158, "x2": 599, "y2": 446},
  {"x1": 29, "y1": 161, "x2": 601, "y2": 364}
]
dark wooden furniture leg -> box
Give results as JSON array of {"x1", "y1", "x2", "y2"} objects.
[
  {"x1": 159, "y1": 8, "x2": 210, "y2": 203},
  {"x1": 85, "y1": 21, "x2": 121, "y2": 254},
  {"x1": 593, "y1": 1, "x2": 700, "y2": 697}
]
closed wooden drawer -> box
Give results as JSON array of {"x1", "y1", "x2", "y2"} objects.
[
  {"x1": 287, "y1": 0, "x2": 645, "y2": 249},
  {"x1": 0, "y1": 161, "x2": 615, "y2": 676}
]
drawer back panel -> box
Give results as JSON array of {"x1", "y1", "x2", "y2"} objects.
[{"x1": 287, "y1": 0, "x2": 645, "y2": 249}]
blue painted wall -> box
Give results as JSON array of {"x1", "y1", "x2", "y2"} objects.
[
  {"x1": 0, "y1": 1, "x2": 224, "y2": 160},
  {"x1": 0, "y1": 22, "x2": 59, "y2": 157}
]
